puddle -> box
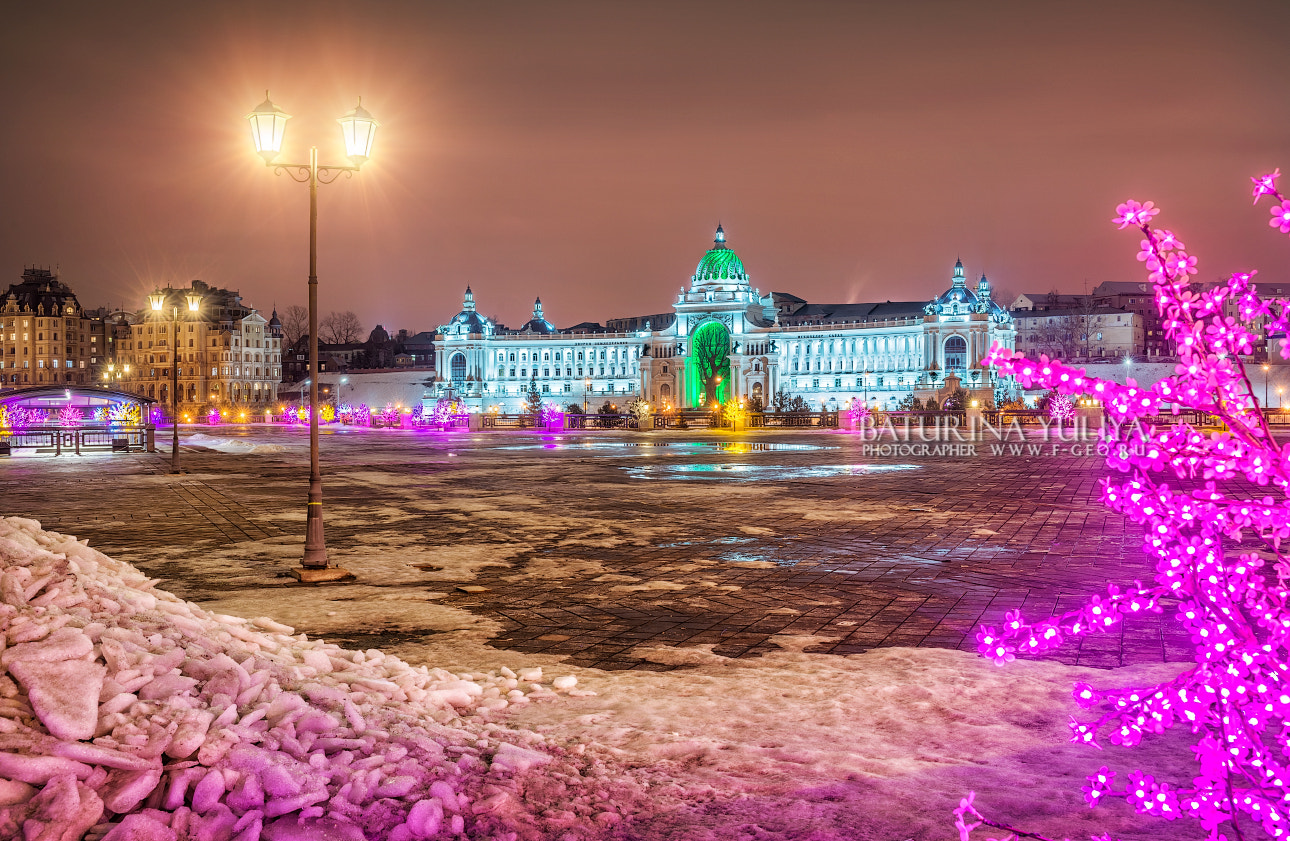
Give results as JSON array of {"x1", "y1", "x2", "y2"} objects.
[
  {"x1": 659, "y1": 536, "x2": 757, "y2": 548},
  {"x1": 624, "y1": 463, "x2": 921, "y2": 481},
  {"x1": 654, "y1": 534, "x2": 852, "y2": 568}
]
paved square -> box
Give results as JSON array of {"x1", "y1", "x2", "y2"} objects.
[{"x1": 0, "y1": 426, "x2": 1189, "y2": 670}]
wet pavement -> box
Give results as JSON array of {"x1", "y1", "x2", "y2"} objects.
[{"x1": 0, "y1": 424, "x2": 1189, "y2": 670}]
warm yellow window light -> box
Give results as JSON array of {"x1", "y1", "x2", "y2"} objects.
[{"x1": 246, "y1": 92, "x2": 291, "y2": 163}]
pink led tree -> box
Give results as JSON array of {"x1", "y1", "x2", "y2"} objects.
[
  {"x1": 57, "y1": 406, "x2": 82, "y2": 427},
  {"x1": 961, "y1": 173, "x2": 1290, "y2": 841},
  {"x1": 848, "y1": 399, "x2": 871, "y2": 430},
  {"x1": 1047, "y1": 392, "x2": 1075, "y2": 429}
]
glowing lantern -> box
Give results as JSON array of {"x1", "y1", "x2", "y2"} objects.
[
  {"x1": 337, "y1": 99, "x2": 378, "y2": 164},
  {"x1": 246, "y1": 92, "x2": 291, "y2": 164}
]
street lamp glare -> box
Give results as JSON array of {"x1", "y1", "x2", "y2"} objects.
[
  {"x1": 186, "y1": 292, "x2": 202, "y2": 312},
  {"x1": 148, "y1": 290, "x2": 166, "y2": 311},
  {"x1": 247, "y1": 92, "x2": 291, "y2": 164},
  {"x1": 337, "y1": 99, "x2": 378, "y2": 165}
]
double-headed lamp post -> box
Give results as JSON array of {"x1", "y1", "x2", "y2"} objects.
[
  {"x1": 247, "y1": 91, "x2": 377, "y2": 572},
  {"x1": 149, "y1": 288, "x2": 201, "y2": 474}
]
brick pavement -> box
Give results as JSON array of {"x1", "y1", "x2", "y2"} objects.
[{"x1": 0, "y1": 427, "x2": 1192, "y2": 670}]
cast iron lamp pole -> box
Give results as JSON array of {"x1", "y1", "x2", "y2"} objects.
[
  {"x1": 247, "y1": 92, "x2": 378, "y2": 572},
  {"x1": 149, "y1": 288, "x2": 201, "y2": 474}
]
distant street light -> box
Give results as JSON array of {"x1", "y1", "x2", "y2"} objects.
[
  {"x1": 247, "y1": 91, "x2": 377, "y2": 573},
  {"x1": 149, "y1": 287, "x2": 202, "y2": 474},
  {"x1": 1264, "y1": 364, "x2": 1271, "y2": 408}
]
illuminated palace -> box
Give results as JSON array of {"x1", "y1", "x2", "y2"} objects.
[{"x1": 432, "y1": 227, "x2": 1016, "y2": 411}]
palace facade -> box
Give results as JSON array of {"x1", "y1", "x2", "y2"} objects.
[{"x1": 432, "y1": 227, "x2": 1016, "y2": 411}]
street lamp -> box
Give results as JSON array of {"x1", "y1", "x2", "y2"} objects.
[
  {"x1": 150, "y1": 288, "x2": 202, "y2": 474},
  {"x1": 1264, "y1": 364, "x2": 1270, "y2": 408},
  {"x1": 584, "y1": 377, "x2": 592, "y2": 415},
  {"x1": 248, "y1": 91, "x2": 377, "y2": 573}
]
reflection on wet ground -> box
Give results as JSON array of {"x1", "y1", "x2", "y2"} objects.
[
  {"x1": 623, "y1": 463, "x2": 921, "y2": 480},
  {"x1": 496, "y1": 440, "x2": 832, "y2": 453}
]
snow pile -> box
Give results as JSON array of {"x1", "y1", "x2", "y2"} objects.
[
  {"x1": 184, "y1": 435, "x2": 288, "y2": 454},
  {"x1": 0, "y1": 517, "x2": 614, "y2": 840}
]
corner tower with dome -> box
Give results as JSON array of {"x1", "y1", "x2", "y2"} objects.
[{"x1": 431, "y1": 226, "x2": 1015, "y2": 412}]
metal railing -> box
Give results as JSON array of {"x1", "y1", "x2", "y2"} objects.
[{"x1": 1, "y1": 425, "x2": 153, "y2": 455}]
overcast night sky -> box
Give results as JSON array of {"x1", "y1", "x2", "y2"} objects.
[{"x1": 2, "y1": 1, "x2": 1289, "y2": 334}]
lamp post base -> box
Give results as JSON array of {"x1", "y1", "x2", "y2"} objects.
[{"x1": 289, "y1": 566, "x2": 355, "y2": 583}]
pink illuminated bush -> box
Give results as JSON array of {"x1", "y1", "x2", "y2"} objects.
[
  {"x1": 961, "y1": 172, "x2": 1290, "y2": 841},
  {"x1": 1047, "y1": 393, "x2": 1075, "y2": 427},
  {"x1": 848, "y1": 400, "x2": 871, "y2": 430},
  {"x1": 57, "y1": 406, "x2": 83, "y2": 427}
]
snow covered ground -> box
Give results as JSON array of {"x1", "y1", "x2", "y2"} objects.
[
  {"x1": 185, "y1": 434, "x2": 292, "y2": 455},
  {"x1": 0, "y1": 515, "x2": 1206, "y2": 840}
]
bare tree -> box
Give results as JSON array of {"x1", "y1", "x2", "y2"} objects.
[
  {"x1": 279, "y1": 305, "x2": 308, "y2": 347},
  {"x1": 691, "y1": 321, "x2": 730, "y2": 406},
  {"x1": 320, "y1": 310, "x2": 364, "y2": 344}
]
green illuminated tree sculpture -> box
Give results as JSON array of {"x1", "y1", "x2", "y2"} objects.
[{"x1": 691, "y1": 321, "x2": 730, "y2": 407}]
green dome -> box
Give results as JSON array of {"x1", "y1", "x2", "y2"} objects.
[{"x1": 692, "y1": 225, "x2": 748, "y2": 285}]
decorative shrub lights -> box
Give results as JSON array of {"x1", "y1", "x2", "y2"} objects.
[
  {"x1": 378, "y1": 403, "x2": 401, "y2": 428},
  {"x1": 541, "y1": 401, "x2": 564, "y2": 431},
  {"x1": 353, "y1": 403, "x2": 372, "y2": 427},
  {"x1": 319, "y1": 403, "x2": 336, "y2": 424},
  {"x1": 428, "y1": 398, "x2": 466, "y2": 430},
  {"x1": 1047, "y1": 392, "x2": 1076, "y2": 428},
  {"x1": 57, "y1": 406, "x2": 83, "y2": 427},
  {"x1": 206, "y1": 408, "x2": 220, "y2": 426},
  {"x1": 848, "y1": 399, "x2": 871, "y2": 430},
  {"x1": 112, "y1": 402, "x2": 141, "y2": 427},
  {"x1": 960, "y1": 172, "x2": 1290, "y2": 841}
]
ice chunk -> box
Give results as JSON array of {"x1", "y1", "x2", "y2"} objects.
[
  {"x1": 102, "y1": 812, "x2": 178, "y2": 841},
  {"x1": 0, "y1": 625, "x2": 92, "y2": 665},
  {"x1": 16, "y1": 774, "x2": 103, "y2": 841},
  {"x1": 490, "y1": 742, "x2": 553, "y2": 773},
  {"x1": 263, "y1": 815, "x2": 365, "y2": 841},
  {"x1": 192, "y1": 767, "x2": 227, "y2": 813},
  {"x1": 552, "y1": 675, "x2": 577, "y2": 690},
  {"x1": 7, "y1": 657, "x2": 105, "y2": 741},
  {"x1": 0, "y1": 778, "x2": 34, "y2": 807},
  {"x1": 100, "y1": 766, "x2": 163, "y2": 814}
]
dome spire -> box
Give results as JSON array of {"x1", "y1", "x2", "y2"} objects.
[
  {"x1": 952, "y1": 258, "x2": 966, "y2": 287},
  {"x1": 463, "y1": 286, "x2": 476, "y2": 312},
  {"x1": 533, "y1": 297, "x2": 544, "y2": 319},
  {"x1": 714, "y1": 223, "x2": 726, "y2": 248}
]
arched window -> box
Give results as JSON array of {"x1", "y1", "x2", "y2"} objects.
[
  {"x1": 752, "y1": 382, "x2": 764, "y2": 399},
  {"x1": 944, "y1": 336, "x2": 967, "y2": 373},
  {"x1": 450, "y1": 352, "x2": 467, "y2": 382},
  {"x1": 660, "y1": 383, "x2": 672, "y2": 399}
]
